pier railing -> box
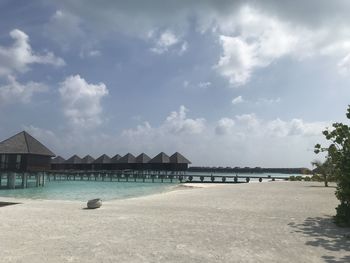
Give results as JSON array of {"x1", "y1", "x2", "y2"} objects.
[{"x1": 0, "y1": 170, "x2": 289, "y2": 189}]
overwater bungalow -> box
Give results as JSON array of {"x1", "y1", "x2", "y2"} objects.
[
  {"x1": 149, "y1": 152, "x2": 170, "y2": 171},
  {"x1": 51, "y1": 156, "x2": 66, "y2": 170},
  {"x1": 0, "y1": 131, "x2": 55, "y2": 172},
  {"x1": 93, "y1": 154, "x2": 111, "y2": 170},
  {"x1": 110, "y1": 154, "x2": 121, "y2": 170},
  {"x1": 81, "y1": 155, "x2": 95, "y2": 170},
  {"x1": 169, "y1": 152, "x2": 191, "y2": 171},
  {"x1": 118, "y1": 153, "x2": 136, "y2": 170},
  {"x1": 65, "y1": 155, "x2": 82, "y2": 170},
  {"x1": 135, "y1": 153, "x2": 151, "y2": 170}
]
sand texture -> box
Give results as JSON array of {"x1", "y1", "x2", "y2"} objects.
[{"x1": 0, "y1": 181, "x2": 349, "y2": 263}]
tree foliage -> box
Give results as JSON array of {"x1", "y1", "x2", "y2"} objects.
[
  {"x1": 315, "y1": 106, "x2": 350, "y2": 226},
  {"x1": 311, "y1": 159, "x2": 336, "y2": 187}
]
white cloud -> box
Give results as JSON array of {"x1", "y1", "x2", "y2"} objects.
[
  {"x1": 215, "y1": 7, "x2": 298, "y2": 86},
  {"x1": 0, "y1": 29, "x2": 65, "y2": 76},
  {"x1": 215, "y1": 118, "x2": 235, "y2": 135},
  {"x1": 0, "y1": 75, "x2": 48, "y2": 105},
  {"x1": 59, "y1": 75, "x2": 108, "y2": 129},
  {"x1": 150, "y1": 30, "x2": 187, "y2": 54},
  {"x1": 163, "y1": 105, "x2": 205, "y2": 135},
  {"x1": 232, "y1": 95, "x2": 244, "y2": 105}
]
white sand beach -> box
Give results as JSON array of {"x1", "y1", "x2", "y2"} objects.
[{"x1": 0, "y1": 181, "x2": 349, "y2": 263}]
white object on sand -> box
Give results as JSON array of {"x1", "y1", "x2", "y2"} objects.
[{"x1": 87, "y1": 198, "x2": 102, "y2": 209}]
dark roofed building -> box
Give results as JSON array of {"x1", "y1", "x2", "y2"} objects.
[
  {"x1": 65, "y1": 155, "x2": 82, "y2": 170},
  {"x1": 81, "y1": 155, "x2": 95, "y2": 170},
  {"x1": 135, "y1": 153, "x2": 151, "y2": 170},
  {"x1": 118, "y1": 153, "x2": 136, "y2": 169},
  {"x1": 111, "y1": 154, "x2": 121, "y2": 163},
  {"x1": 169, "y1": 152, "x2": 191, "y2": 171},
  {"x1": 94, "y1": 154, "x2": 111, "y2": 170},
  {"x1": 51, "y1": 156, "x2": 66, "y2": 170},
  {"x1": 149, "y1": 152, "x2": 170, "y2": 170},
  {"x1": 0, "y1": 131, "x2": 55, "y2": 172}
]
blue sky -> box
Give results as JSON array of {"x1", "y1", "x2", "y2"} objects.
[{"x1": 1, "y1": 0, "x2": 350, "y2": 167}]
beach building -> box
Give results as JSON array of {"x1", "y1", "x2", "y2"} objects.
[
  {"x1": 149, "y1": 152, "x2": 170, "y2": 171},
  {"x1": 51, "y1": 156, "x2": 66, "y2": 170},
  {"x1": 110, "y1": 154, "x2": 121, "y2": 170},
  {"x1": 93, "y1": 154, "x2": 111, "y2": 170},
  {"x1": 135, "y1": 153, "x2": 151, "y2": 170},
  {"x1": 65, "y1": 155, "x2": 82, "y2": 170},
  {"x1": 118, "y1": 153, "x2": 136, "y2": 170},
  {"x1": 81, "y1": 155, "x2": 95, "y2": 170},
  {"x1": 0, "y1": 131, "x2": 55, "y2": 172},
  {"x1": 169, "y1": 152, "x2": 191, "y2": 171}
]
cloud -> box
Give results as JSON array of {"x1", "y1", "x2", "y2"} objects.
[
  {"x1": 150, "y1": 30, "x2": 187, "y2": 54},
  {"x1": 0, "y1": 75, "x2": 48, "y2": 105},
  {"x1": 232, "y1": 95, "x2": 244, "y2": 105},
  {"x1": 215, "y1": 118, "x2": 235, "y2": 135},
  {"x1": 163, "y1": 105, "x2": 205, "y2": 135},
  {"x1": 215, "y1": 6, "x2": 298, "y2": 86},
  {"x1": 59, "y1": 75, "x2": 109, "y2": 129},
  {"x1": 0, "y1": 29, "x2": 65, "y2": 76}
]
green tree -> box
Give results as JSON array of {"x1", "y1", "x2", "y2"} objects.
[
  {"x1": 315, "y1": 106, "x2": 350, "y2": 226},
  {"x1": 311, "y1": 159, "x2": 334, "y2": 187}
]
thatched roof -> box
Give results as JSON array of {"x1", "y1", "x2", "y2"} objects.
[
  {"x1": 94, "y1": 154, "x2": 111, "y2": 164},
  {"x1": 111, "y1": 154, "x2": 121, "y2": 163},
  {"x1": 81, "y1": 155, "x2": 95, "y2": 164},
  {"x1": 136, "y1": 153, "x2": 151, "y2": 163},
  {"x1": 0, "y1": 131, "x2": 55, "y2": 156},
  {"x1": 149, "y1": 152, "x2": 170, "y2": 163},
  {"x1": 65, "y1": 155, "x2": 82, "y2": 164},
  {"x1": 118, "y1": 153, "x2": 136, "y2": 163},
  {"x1": 169, "y1": 152, "x2": 191, "y2": 164},
  {"x1": 51, "y1": 156, "x2": 66, "y2": 164}
]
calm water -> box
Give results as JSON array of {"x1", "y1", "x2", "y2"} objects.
[
  {"x1": 0, "y1": 180, "x2": 175, "y2": 201},
  {"x1": 0, "y1": 172, "x2": 296, "y2": 201}
]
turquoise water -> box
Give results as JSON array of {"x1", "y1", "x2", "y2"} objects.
[
  {"x1": 0, "y1": 172, "x2": 296, "y2": 201},
  {"x1": 0, "y1": 180, "x2": 175, "y2": 201}
]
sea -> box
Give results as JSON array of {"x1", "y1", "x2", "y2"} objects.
[{"x1": 0, "y1": 172, "x2": 295, "y2": 201}]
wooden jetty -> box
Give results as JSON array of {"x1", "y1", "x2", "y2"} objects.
[
  {"x1": 0, "y1": 172, "x2": 45, "y2": 189},
  {"x1": 44, "y1": 170, "x2": 288, "y2": 184}
]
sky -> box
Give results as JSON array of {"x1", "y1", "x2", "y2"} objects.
[{"x1": 0, "y1": 0, "x2": 350, "y2": 168}]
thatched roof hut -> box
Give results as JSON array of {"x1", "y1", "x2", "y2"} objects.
[
  {"x1": 51, "y1": 156, "x2": 66, "y2": 164},
  {"x1": 0, "y1": 131, "x2": 54, "y2": 156},
  {"x1": 169, "y1": 152, "x2": 191, "y2": 171},
  {"x1": 149, "y1": 152, "x2": 170, "y2": 163},
  {"x1": 94, "y1": 154, "x2": 111, "y2": 164},
  {"x1": 136, "y1": 153, "x2": 151, "y2": 163},
  {"x1": 169, "y1": 152, "x2": 191, "y2": 164},
  {"x1": 82, "y1": 155, "x2": 95, "y2": 164},
  {"x1": 118, "y1": 153, "x2": 136, "y2": 163},
  {"x1": 111, "y1": 154, "x2": 121, "y2": 163},
  {"x1": 0, "y1": 131, "x2": 55, "y2": 171},
  {"x1": 65, "y1": 155, "x2": 82, "y2": 164}
]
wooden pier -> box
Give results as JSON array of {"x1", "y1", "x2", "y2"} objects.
[
  {"x1": 44, "y1": 170, "x2": 288, "y2": 184},
  {"x1": 0, "y1": 170, "x2": 289, "y2": 189},
  {"x1": 0, "y1": 172, "x2": 45, "y2": 189}
]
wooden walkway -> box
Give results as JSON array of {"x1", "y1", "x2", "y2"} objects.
[{"x1": 0, "y1": 170, "x2": 289, "y2": 189}]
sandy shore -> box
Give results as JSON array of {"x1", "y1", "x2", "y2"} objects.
[{"x1": 0, "y1": 181, "x2": 349, "y2": 263}]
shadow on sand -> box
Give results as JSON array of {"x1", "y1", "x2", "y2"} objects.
[{"x1": 289, "y1": 216, "x2": 350, "y2": 263}]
